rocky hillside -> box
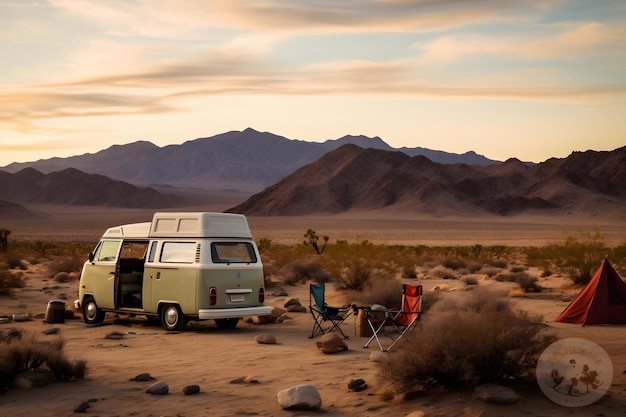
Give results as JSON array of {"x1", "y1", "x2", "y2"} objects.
[{"x1": 228, "y1": 145, "x2": 626, "y2": 217}]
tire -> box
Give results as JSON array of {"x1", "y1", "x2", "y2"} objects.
[
  {"x1": 215, "y1": 318, "x2": 239, "y2": 329},
  {"x1": 160, "y1": 304, "x2": 187, "y2": 331},
  {"x1": 83, "y1": 297, "x2": 105, "y2": 324}
]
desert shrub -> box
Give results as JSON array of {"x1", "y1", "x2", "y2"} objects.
[
  {"x1": 479, "y1": 266, "x2": 502, "y2": 278},
  {"x1": 510, "y1": 265, "x2": 528, "y2": 273},
  {"x1": 327, "y1": 241, "x2": 376, "y2": 290},
  {"x1": 53, "y1": 272, "x2": 73, "y2": 283},
  {"x1": 402, "y1": 266, "x2": 417, "y2": 278},
  {"x1": 462, "y1": 276, "x2": 479, "y2": 286},
  {"x1": 494, "y1": 272, "x2": 541, "y2": 292},
  {"x1": 442, "y1": 257, "x2": 467, "y2": 270},
  {"x1": 358, "y1": 277, "x2": 403, "y2": 308},
  {"x1": 0, "y1": 329, "x2": 87, "y2": 391},
  {"x1": 525, "y1": 231, "x2": 608, "y2": 285},
  {"x1": 256, "y1": 238, "x2": 272, "y2": 254},
  {"x1": 46, "y1": 255, "x2": 85, "y2": 277},
  {"x1": 485, "y1": 258, "x2": 508, "y2": 269},
  {"x1": 429, "y1": 265, "x2": 458, "y2": 280},
  {"x1": 378, "y1": 288, "x2": 556, "y2": 391},
  {"x1": 7, "y1": 258, "x2": 27, "y2": 270},
  {"x1": 467, "y1": 261, "x2": 484, "y2": 274},
  {"x1": 0, "y1": 269, "x2": 25, "y2": 296},
  {"x1": 279, "y1": 259, "x2": 330, "y2": 285}
]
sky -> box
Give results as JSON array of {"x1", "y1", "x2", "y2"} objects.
[{"x1": 1, "y1": 0, "x2": 625, "y2": 167}]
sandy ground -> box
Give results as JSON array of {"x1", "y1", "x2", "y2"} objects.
[
  {"x1": 0, "y1": 266, "x2": 624, "y2": 417},
  {"x1": 1, "y1": 204, "x2": 625, "y2": 416}
]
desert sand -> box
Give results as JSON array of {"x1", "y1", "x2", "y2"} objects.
[{"x1": 1, "y1": 205, "x2": 625, "y2": 416}]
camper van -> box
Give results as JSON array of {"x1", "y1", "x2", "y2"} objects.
[{"x1": 74, "y1": 212, "x2": 272, "y2": 331}]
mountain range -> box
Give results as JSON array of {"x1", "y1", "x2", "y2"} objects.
[
  {"x1": 227, "y1": 144, "x2": 626, "y2": 217},
  {"x1": 1, "y1": 128, "x2": 498, "y2": 192},
  {"x1": 0, "y1": 128, "x2": 624, "y2": 218}
]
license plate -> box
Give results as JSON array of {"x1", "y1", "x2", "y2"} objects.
[{"x1": 230, "y1": 294, "x2": 245, "y2": 302}]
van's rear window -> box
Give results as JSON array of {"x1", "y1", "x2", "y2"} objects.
[{"x1": 211, "y1": 242, "x2": 256, "y2": 263}]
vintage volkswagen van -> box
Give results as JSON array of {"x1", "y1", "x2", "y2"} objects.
[{"x1": 74, "y1": 212, "x2": 271, "y2": 331}]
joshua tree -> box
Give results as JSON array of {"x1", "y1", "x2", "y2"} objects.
[{"x1": 304, "y1": 229, "x2": 329, "y2": 255}]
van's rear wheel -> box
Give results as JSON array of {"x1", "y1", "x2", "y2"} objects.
[
  {"x1": 83, "y1": 297, "x2": 105, "y2": 324},
  {"x1": 215, "y1": 318, "x2": 239, "y2": 329},
  {"x1": 160, "y1": 304, "x2": 187, "y2": 331}
]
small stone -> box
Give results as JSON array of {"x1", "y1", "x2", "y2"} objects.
[
  {"x1": 283, "y1": 298, "x2": 301, "y2": 308},
  {"x1": 146, "y1": 381, "x2": 169, "y2": 395},
  {"x1": 131, "y1": 373, "x2": 154, "y2": 382},
  {"x1": 255, "y1": 334, "x2": 277, "y2": 344},
  {"x1": 73, "y1": 401, "x2": 90, "y2": 413},
  {"x1": 105, "y1": 331, "x2": 124, "y2": 340},
  {"x1": 348, "y1": 378, "x2": 367, "y2": 392},
  {"x1": 183, "y1": 384, "x2": 200, "y2": 395},
  {"x1": 473, "y1": 383, "x2": 521, "y2": 405}
]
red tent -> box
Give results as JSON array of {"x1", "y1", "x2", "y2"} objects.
[{"x1": 555, "y1": 258, "x2": 626, "y2": 325}]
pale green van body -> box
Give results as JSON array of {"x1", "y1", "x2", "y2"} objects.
[{"x1": 74, "y1": 212, "x2": 271, "y2": 331}]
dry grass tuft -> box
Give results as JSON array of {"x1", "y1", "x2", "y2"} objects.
[{"x1": 0, "y1": 328, "x2": 87, "y2": 392}]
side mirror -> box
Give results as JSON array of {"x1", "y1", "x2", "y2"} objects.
[{"x1": 88, "y1": 252, "x2": 94, "y2": 263}]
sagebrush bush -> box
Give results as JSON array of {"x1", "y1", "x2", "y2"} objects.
[
  {"x1": 0, "y1": 269, "x2": 25, "y2": 296},
  {"x1": 279, "y1": 259, "x2": 330, "y2": 285},
  {"x1": 442, "y1": 257, "x2": 467, "y2": 270},
  {"x1": 7, "y1": 258, "x2": 27, "y2": 270},
  {"x1": 0, "y1": 329, "x2": 87, "y2": 392},
  {"x1": 429, "y1": 265, "x2": 458, "y2": 280},
  {"x1": 357, "y1": 277, "x2": 403, "y2": 308},
  {"x1": 495, "y1": 272, "x2": 542, "y2": 292},
  {"x1": 378, "y1": 288, "x2": 556, "y2": 391}
]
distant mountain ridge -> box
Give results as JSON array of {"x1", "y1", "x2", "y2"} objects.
[
  {"x1": 0, "y1": 167, "x2": 187, "y2": 208},
  {"x1": 1, "y1": 128, "x2": 499, "y2": 192},
  {"x1": 228, "y1": 144, "x2": 626, "y2": 217}
]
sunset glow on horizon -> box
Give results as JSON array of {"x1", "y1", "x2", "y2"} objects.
[{"x1": 1, "y1": 0, "x2": 625, "y2": 167}]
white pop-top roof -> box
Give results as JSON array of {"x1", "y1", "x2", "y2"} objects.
[{"x1": 101, "y1": 212, "x2": 252, "y2": 239}]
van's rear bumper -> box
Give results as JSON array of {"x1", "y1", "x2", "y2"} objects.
[{"x1": 199, "y1": 306, "x2": 272, "y2": 319}]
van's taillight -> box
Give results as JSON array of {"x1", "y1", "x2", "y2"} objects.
[
  {"x1": 258, "y1": 286, "x2": 265, "y2": 303},
  {"x1": 209, "y1": 287, "x2": 217, "y2": 305}
]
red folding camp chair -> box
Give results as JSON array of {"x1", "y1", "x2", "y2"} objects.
[{"x1": 363, "y1": 284, "x2": 423, "y2": 351}]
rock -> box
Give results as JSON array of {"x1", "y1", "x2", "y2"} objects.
[
  {"x1": 230, "y1": 376, "x2": 259, "y2": 384},
  {"x1": 183, "y1": 384, "x2": 200, "y2": 395},
  {"x1": 73, "y1": 401, "x2": 90, "y2": 413},
  {"x1": 275, "y1": 313, "x2": 292, "y2": 323},
  {"x1": 255, "y1": 334, "x2": 277, "y2": 344},
  {"x1": 277, "y1": 384, "x2": 322, "y2": 410},
  {"x1": 252, "y1": 315, "x2": 272, "y2": 324},
  {"x1": 286, "y1": 305, "x2": 307, "y2": 313},
  {"x1": 131, "y1": 373, "x2": 155, "y2": 382},
  {"x1": 269, "y1": 307, "x2": 287, "y2": 322},
  {"x1": 272, "y1": 291, "x2": 288, "y2": 297},
  {"x1": 315, "y1": 332, "x2": 348, "y2": 354},
  {"x1": 105, "y1": 331, "x2": 124, "y2": 340},
  {"x1": 283, "y1": 298, "x2": 301, "y2": 308},
  {"x1": 348, "y1": 378, "x2": 367, "y2": 392},
  {"x1": 146, "y1": 381, "x2": 169, "y2": 395},
  {"x1": 472, "y1": 383, "x2": 521, "y2": 405},
  {"x1": 42, "y1": 327, "x2": 61, "y2": 335}
]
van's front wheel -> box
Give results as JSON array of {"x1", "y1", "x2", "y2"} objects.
[
  {"x1": 160, "y1": 304, "x2": 187, "y2": 331},
  {"x1": 83, "y1": 297, "x2": 105, "y2": 325}
]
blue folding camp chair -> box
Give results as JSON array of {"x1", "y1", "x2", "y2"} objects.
[{"x1": 309, "y1": 282, "x2": 353, "y2": 339}]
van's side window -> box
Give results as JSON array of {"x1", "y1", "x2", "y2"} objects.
[
  {"x1": 94, "y1": 240, "x2": 122, "y2": 262},
  {"x1": 211, "y1": 242, "x2": 257, "y2": 263},
  {"x1": 147, "y1": 241, "x2": 158, "y2": 263},
  {"x1": 160, "y1": 242, "x2": 197, "y2": 263}
]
